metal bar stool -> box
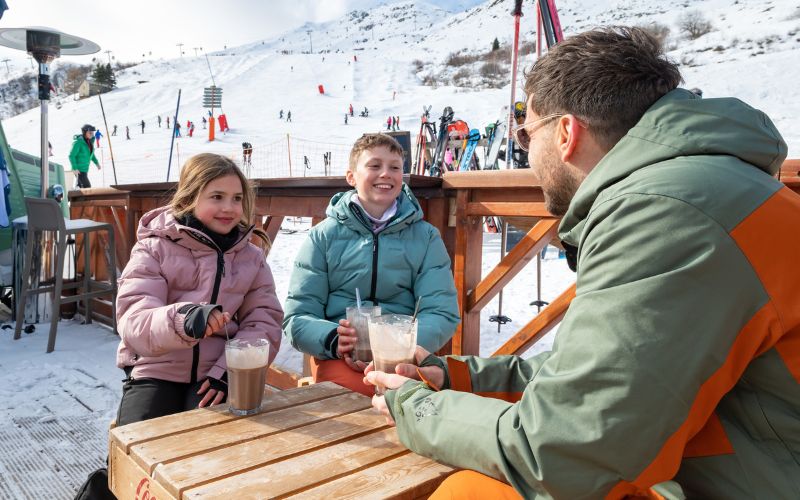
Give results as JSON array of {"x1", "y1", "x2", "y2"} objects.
[{"x1": 13, "y1": 197, "x2": 117, "y2": 352}]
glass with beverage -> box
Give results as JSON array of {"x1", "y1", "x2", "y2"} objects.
[
  {"x1": 225, "y1": 338, "x2": 270, "y2": 416},
  {"x1": 368, "y1": 314, "x2": 417, "y2": 395},
  {"x1": 346, "y1": 305, "x2": 381, "y2": 363}
]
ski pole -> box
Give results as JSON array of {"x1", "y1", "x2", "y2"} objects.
[
  {"x1": 166, "y1": 89, "x2": 182, "y2": 182},
  {"x1": 97, "y1": 93, "x2": 118, "y2": 185}
]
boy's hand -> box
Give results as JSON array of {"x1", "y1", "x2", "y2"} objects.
[
  {"x1": 204, "y1": 310, "x2": 231, "y2": 338},
  {"x1": 336, "y1": 319, "x2": 357, "y2": 358},
  {"x1": 343, "y1": 354, "x2": 367, "y2": 372}
]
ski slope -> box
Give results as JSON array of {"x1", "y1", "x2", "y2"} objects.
[{"x1": 1, "y1": 0, "x2": 797, "y2": 187}]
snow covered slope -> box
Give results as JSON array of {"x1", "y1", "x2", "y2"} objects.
[{"x1": 1, "y1": 0, "x2": 797, "y2": 188}]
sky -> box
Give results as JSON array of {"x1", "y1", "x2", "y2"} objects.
[{"x1": 0, "y1": 0, "x2": 484, "y2": 69}]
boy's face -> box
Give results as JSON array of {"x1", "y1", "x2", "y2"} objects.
[{"x1": 346, "y1": 146, "x2": 403, "y2": 213}]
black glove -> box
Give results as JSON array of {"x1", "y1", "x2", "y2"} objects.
[
  {"x1": 178, "y1": 304, "x2": 223, "y2": 339},
  {"x1": 205, "y1": 373, "x2": 228, "y2": 393}
]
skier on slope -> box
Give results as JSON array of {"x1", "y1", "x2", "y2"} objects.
[
  {"x1": 157, "y1": 115, "x2": 162, "y2": 128},
  {"x1": 141, "y1": 120, "x2": 145, "y2": 134},
  {"x1": 94, "y1": 129, "x2": 103, "y2": 148},
  {"x1": 386, "y1": 117, "x2": 392, "y2": 131}
]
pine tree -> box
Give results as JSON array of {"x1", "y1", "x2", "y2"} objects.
[
  {"x1": 90, "y1": 63, "x2": 116, "y2": 92},
  {"x1": 105, "y1": 63, "x2": 117, "y2": 89},
  {"x1": 492, "y1": 37, "x2": 500, "y2": 51}
]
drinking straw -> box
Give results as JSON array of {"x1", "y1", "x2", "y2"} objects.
[
  {"x1": 355, "y1": 287, "x2": 363, "y2": 312},
  {"x1": 224, "y1": 319, "x2": 230, "y2": 342},
  {"x1": 412, "y1": 296, "x2": 422, "y2": 322},
  {"x1": 403, "y1": 297, "x2": 423, "y2": 339}
]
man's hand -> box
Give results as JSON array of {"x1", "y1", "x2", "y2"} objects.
[
  {"x1": 364, "y1": 346, "x2": 445, "y2": 390},
  {"x1": 371, "y1": 393, "x2": 395, "y2": 426},
  {"x1": 204, "y1": 310, "x2": 231, "y2": 338}
]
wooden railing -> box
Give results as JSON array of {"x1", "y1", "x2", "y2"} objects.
[{"x1": 68, "y1": 160, "x2": 800, "y2": 388}]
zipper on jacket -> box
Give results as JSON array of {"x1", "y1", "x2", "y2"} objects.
[
  {"x1": 182, "y1": 229, "x2": 230, "y2": 385},
  {"x1": 368, "y1": 235, "x2": 379, "y2": 302}
]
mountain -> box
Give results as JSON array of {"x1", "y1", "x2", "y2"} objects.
[{"x1": 1, "y1": 0, "x2": 798, "y2": 187}]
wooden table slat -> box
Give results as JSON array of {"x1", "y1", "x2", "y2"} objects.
[
  {"x1": 110, "y1": 382, "x2": 348, "y2": 452},
  {"x1": 154, "y1": 408, "x2": 389, "y2": 498},
  {"x1": 110, "y1": 383, "x2": 456, "y2": 499},
  {"x1": 183, "y1": 428, "x2": 407, "y2": 499},
  {"x1": 285, "y1": 452, "x2": 457, "y2": 500},
  {"x1": 132, "y1": 392, "x2": 371, "y2": 473}
]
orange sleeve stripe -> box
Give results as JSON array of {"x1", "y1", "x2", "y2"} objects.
[
  {"x1": 608, "y1": 302, "x2": 783, "y2": 496},
  {"x1": 446, "y1": 358, "x2": 473, "y2": 393},
  {"x1": 682, "y1": 412, "x2": 734, "y2": 458},
  {"x1": 730, "y1": 187, "x2": 800, "y2": 331}
]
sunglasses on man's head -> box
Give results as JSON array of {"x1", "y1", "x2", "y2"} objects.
[{"x1": 511, "y1": 113, "x2": 563, "y2": 151}]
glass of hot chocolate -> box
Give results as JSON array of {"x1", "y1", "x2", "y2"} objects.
[
  {"x1": 368, "y1": 314, "x2": 417, "y2": 395},
  {"x1": 346, "y1": 305, "x2": 381, "y2": 363},
  {"x1": 225, "y1": 338, "x2": 270, "y2": 416}
]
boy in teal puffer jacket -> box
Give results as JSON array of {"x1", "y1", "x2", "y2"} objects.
[{"x1": 283, "y1": 133, "x2": 460, "y2": 396}]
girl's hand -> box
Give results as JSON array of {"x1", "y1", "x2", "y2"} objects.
[
  {"x1": 197, "y1": 378, "x2": 226, "y2": 408},
  {"x1": 204, "y1": 310, "x2": 231, "y2": 338},
  {"x1": 336, "y1": 319, "x2": 357, "y2": 358}
]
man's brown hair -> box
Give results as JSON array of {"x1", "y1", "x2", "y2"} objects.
[
  {"x1": 524, "y1": 26, "x2": 682, "y2": 151},
  {"x1": 348, "y1": 133, "x2": 404, "y2": 171}
]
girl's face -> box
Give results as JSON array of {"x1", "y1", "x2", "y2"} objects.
[{"x1": 192, "y1": 174, "x2": 244, "y2": 234}]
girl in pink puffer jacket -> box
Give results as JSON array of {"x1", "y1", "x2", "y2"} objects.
[{"x1": 114, "y1": 153, "x2": 283, "y2": 426}]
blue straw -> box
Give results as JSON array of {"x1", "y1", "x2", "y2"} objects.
[{"x1": 355, "y1": 288, "x2": 362, "y2": 312}]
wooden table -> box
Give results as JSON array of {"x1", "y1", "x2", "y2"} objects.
[{"x1": 109, "y1": 382, "x2": 455, "y2": 499}]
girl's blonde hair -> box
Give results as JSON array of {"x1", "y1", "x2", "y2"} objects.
[{"x1": 170, "y1": 153, "x2": 270, "y2": 249}]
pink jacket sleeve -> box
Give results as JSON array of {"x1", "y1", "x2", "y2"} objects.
[
  {"x1": 117, "y1": 239, "x2": 199, "y2": 356},
  {"x1": 207, "y1": 257, "x2": 284, "y2": 380}
]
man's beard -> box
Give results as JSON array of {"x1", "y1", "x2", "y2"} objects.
[{"x1": 535, "y1": 144, "x2": 585, "y2": 217}]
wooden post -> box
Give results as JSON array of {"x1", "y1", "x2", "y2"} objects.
[{"x1": 451, "y1": 190, "x2": 483, "y2": 355}]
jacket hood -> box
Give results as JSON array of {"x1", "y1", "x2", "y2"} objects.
[
  {"x1": 559, "y1": 88, "x2": 787, "y2": 244},
  {"x1": 325, "y1": 183, "x2": 423, "y2": 234},
  {"x1": 137, "y1": 206, "x2": 254, "y2": 253}
]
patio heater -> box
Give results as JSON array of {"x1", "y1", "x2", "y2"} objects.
[{"x1": 0, "y1": 27, "x2": 99, "y2": 197}]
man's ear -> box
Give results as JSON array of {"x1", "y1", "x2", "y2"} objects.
[
  {"x1": 556, "y1": 114, "x2": 582, "y2": 162},
  {"x1": 345, "y1": 169, "x2": 357, "y2": 187}
]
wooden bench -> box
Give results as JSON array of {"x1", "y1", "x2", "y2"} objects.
[{"x1": 109, "y1": 382, "x2": 455, "y2": 499}]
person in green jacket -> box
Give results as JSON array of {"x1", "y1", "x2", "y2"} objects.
[
  {"x1": 366, "y1": 27, "x2": 800, "y2": 499},
  {"x1": 283, "y1": 133, "x2": 459, "y2": 396},
  {"x1": 68, "y1": 124, "x2": 101, "y2": 188}
]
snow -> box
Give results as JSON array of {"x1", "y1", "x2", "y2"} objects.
[{"x1": 0, "y1": 0, "x2": 798, "y2": 495}]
